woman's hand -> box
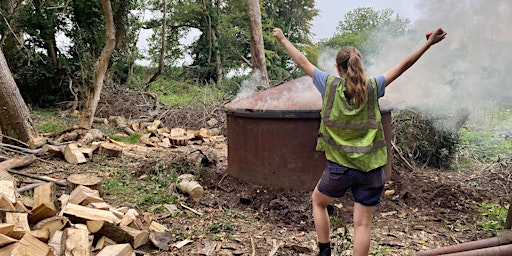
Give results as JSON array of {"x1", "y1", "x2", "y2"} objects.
[
  {"x1": 272, "y1": 28, "x2": 286, "y2": 43},
  {"x1": 427, "y1": 28, "x2": 447, "y2": 46}
]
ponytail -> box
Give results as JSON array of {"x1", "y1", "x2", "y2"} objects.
[{"x1": 336, "y1": 47, "x2": 368, "y2": 107}]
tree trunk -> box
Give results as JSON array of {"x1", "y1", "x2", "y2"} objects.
[
  {"x1": 77, "y1": 0, "x2": 116, "y2": 129},
  {"x1": 247, "y1": 0, "x2": 269, "y2": 88},
  {"x1": 0, "y1": 49, "x2": 42, "y2": 148},
  {"x1": 145, "y1": 0, "x2": 167, "y2": 91}
]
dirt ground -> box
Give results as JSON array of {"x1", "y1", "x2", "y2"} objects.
[{"x1": 20, "y1": 87, "x2": 512, "y2": 255}]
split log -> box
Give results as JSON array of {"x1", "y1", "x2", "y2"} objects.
[
  {"x1": 68, "y1": 185, "x2": 103, "y2": 205},
  {"x1": 93, "y1": 236, "x2": 116, "y2": 251},
  {"x1": 33, "y1": 216, "x2": 69, "y2": 239},
  {"x1": 47, "y1": 230, "x2": 63, "y2": 256},
  {"x1": 29, "y1": 182, "x2": 58, "y2": 224},
  {"x1": 87, "y1": 220, "x2": 148, "y2": 249},
  {"x1": 0, "y1": 233, "x2": 17, "y2": 247},
  {"x1": 119, "y1": 209, "x2": 139, "y2": 227},
  {"x1": 6, "y1": 212, "x2": 30, "y2": 232},
  {"x1": 0, "y1": 233, "x2": 55, "y2": 256},
  {"x1": 62, "y1": 203, "x2": 118, "y2": 224},
  {"x1": 109, "y1": 116, "x2": 135, "y2": 135},
  {"x1": 66, "y1": 173, "x2": 103, "y2": 196},
  {"x1": 0, "y1": 193, "x2": 15, "y2": 211},
  {"x1": 98, "y1": 142, "x2": 123, "y2": 157},
  {"x1": 63, "y1": 143, "x2": 87, "y2": 164},
  {"x1": 0, "y1": 223, "x2": 14, "y2": 235},
  {"x1": 14, "y1": 200, "x2": 30, "y2": 213},
  {"x1": 96, "y1": 243, "x2": 135, "y2": 256},
  {"x1": 63, "y1": 225, "x2": 90, "y2": 256},
  {"x1": 176, "y1": 174, "x2": 204, "y2": 202}
]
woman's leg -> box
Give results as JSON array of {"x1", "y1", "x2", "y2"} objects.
[
  {"x1": 312, "y1": 187, "x2": 335, "y2": 243},
  {"x1": 352, "y1": 202, "x2": 374, "y2": 256}
]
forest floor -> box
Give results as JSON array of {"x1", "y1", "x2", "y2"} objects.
[{"x1": 20, "y1": 87, "x2": 512, "y2": 256}]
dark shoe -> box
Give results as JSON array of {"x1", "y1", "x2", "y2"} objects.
[{"x1": 317, "y1": 247, "x2": 331, "y2": 256}]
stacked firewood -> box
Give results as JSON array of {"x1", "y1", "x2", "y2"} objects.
[{"x1": 0, "y1": 169, "x2": 182, "y2": 255}]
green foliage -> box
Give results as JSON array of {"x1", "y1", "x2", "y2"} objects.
[
  {"x1": 110, "y1": 133, "x2": 141, "y2": 144},
  {"x1": 393, "y1": 109, "x2": 460, "y2": 169},
  {"x1": 477, "y1": 202, "x2": 508, "y2": 235}
]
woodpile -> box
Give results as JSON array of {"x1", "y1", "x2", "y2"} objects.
[{"x1": 0, "y1": 172, "x2": 180, "y2": 255}]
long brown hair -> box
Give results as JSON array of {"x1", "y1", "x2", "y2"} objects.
[{"x1": 336, "y1": 46, "x2": 368, "y2": 107}]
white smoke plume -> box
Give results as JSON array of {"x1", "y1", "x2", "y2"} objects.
[{"x1": 319, "y1": 0, "x2": 512, "y2": 126}]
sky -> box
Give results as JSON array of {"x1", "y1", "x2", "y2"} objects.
[{"x1": 311, "y1": 0, "x2": 421, "y2": 40}]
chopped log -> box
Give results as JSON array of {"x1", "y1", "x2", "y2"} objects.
[
  {"x1": 196, "y1": 128, "x2": 211, "y2": 141},
  {"x1": 131, "y1": 122, "x2": 140, "y2": 132},
  {"x1": 149, "y1": 221, "x2": 168, "y2": 232},
  {"x1": 86, "y1": 220, "x2": 148, "y2": 249},
  {"x1": 6, "y1": 169, "x2": 67, "y2": 187},
  {"x1": 22, "y1": 196, "x2": 34, "y2": 209},
  {"x1": 0, "y1": 233, "x2": 17, "y2": 247},
  {"x1": 33, "y1": 216, "x2": 69, "y2": 239},
  {"x1": 66, "y1": 173, "x2": 103, "y2": 196},
  {"x1": 26, "y1": 229, "x2": 49, "y2": 242},
  {"x1": 62, "y1": 203, "x2": 118, "y2": 224},
  {"x1": 149, "y1": 231, "x2": 171, "y2": 250},
  {"x1": 121, "y1": 226, "x2": 149, "y2": 249},
  {"x1": 68, "y1": 185, "x2": 103, "y2": 205},
  {"x1": 93, "y1": 117, "x2": 109, "y2": 125},
  {"x1": 63, "y1": 225, "x2": 90, "y2": 256},
  {"x1": 0, "y1": 223, "x2": 14, "y2": 235},
  {"x1": 29, "y1": 182, "x2": 58, "y2": 224},
  {"x1": 93, "y1": 236, "x2": 116, "y2": 252},
  {"x1": 89, "y1": 201, "x2": 111, "y2": 210},
  {"x1": 14, "y1": 200, "x2": 30, "y2": 213},
  {"x1": 119, "y1": 209, "x2": 139, "y2": 227},
  {"x1": 96, "y1": 243, "x2": 135, "y2": 256},
  {"x1": 176, "y1": 174, "x2": 204, "y2": 202},
  {"x1": 47, "y1": 230, "x2": 63, "y2": 256},
  {"x1": 63, "y1": 143, "x2": 87, "y2": 164},
  {"x1": 0, "y1": 233, "x2": 55, "y2": 256},
  {"x1": 78, "y1": 146, "x2": 97, "y2": 158},
  {"x1": 0, "y1": 193, "x2": 15, "y2": 211},
  {"x1": 98, "y1": 142, "x2": 123, "y2": 157},
  {"x1": 0, "y1": 171, "x2": 18, "y2": 204},
  {"x1": 6, "y1": 212, "x2": 30, "y2": 232},
  {"x1": 146, "y1": 120, "x2": 161, "y2": 133}
]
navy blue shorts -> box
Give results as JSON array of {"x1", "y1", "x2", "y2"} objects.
[{"x1": 316, "y1": 161, "x2": 385, "y2": 206}]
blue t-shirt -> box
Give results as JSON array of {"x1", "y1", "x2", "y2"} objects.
[{"x1": 312, "y1": 69, "x2": 385, "y2": 100}]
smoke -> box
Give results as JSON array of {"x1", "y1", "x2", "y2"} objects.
[
  {"x1": 319, "y1": 0, "x2": 512, "y2": 127},
  {"x1": 232, "y1": 70, "x2": 265, "y2": 102}
]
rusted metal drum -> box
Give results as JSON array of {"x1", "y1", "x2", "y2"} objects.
[{"x1": 225, "y1": 76, "x2": 393, "y2": 190}]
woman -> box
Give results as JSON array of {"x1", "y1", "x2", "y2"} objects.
[{"x1": 272, "y1": 27, "x2": 446, "y2": 256}]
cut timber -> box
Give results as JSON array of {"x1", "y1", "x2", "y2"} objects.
[
  {"x1": 78, "y1": 146, "x2": 97, "y2": 158},
  {"x1": 89, "y1": 201, "x2": 111, "y2": 210},
  {"x1": 0, "y1": 193, "x2": 15, "y2": 211},
  {"x1": 0, "y1": 223, "x2": 14, "y2": 235},
  {"x1": 149, "y1": 221, "x2": 168, "y2": 232},
  {"x1": 33, "y1": 216, "x2": 69, "y2": 239},
  {"x1": 68, "y1": 185, "x2": 103, "y2": 205},
  {"x1": 96, "y1": 243, "x2": 135, "y2": 256},
  {"x1": 93, "y1": 236, "x2": 116, "y2": 251},
  {"x1": 29, "y1": 182, "x2": 58, "y2": 224},
  {"x1": 14, "y1": 200, "x2": 30, "y2": 213},
  {"x1": 66, "y1": 173, "x2": 103, "y2": 196},
  {"x1": 63, "y1": 226, "x2": 90, "y2": 256},
  {"x1": 0, "y1": 233, "x2": 17, "y2": 247},
  {"x1": 26, "y1": 229, "x2": 49, "y2": 242},
  {"x1": 0, "y1": 155, "x2": 37, "y2": 170},
  {"x1": 86, "y1": 221, "x2": 149, "y2": 249},
  {"x1": 6, "y1": 212, "x2": 30, "y2": 232},
  {"x1": 62, "y1": 203, "x2": 118, "y2": 224},
  {"x1": 98, "y1": 142, "x2": 123, "y2": 157},
  {"x1": 47, "y1": 231, "x2": 63, "y2": 256},
  {"x1": 0, "y1": 233, "x2": 55, "y2": 256},
  {"x1": 176, "y1": 174, "x2": 204, "y2": 202},
  {"x1": 6, "y1": 169, "x2": 67, "y2": 186},
  {"x1": 63, "y1": 143, "x2": 87, "y2": 164},
  {"x1": 119, "y1": 209, "x2": 139, "y2": 227},
  {"x1": 0, "y1": 178, "x2": 17, "y2": 204},
  {"x1": 41, "y1": 144, "x2": 64, "y2": 155}
]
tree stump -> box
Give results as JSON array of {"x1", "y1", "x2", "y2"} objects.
[{"x1": 66, "y1": 174, "x2": 103, "y2": 197}]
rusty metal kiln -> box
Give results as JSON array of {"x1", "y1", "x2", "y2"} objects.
[{"x1": 225, "y1": 76, "x2": 393, "y2": 190}]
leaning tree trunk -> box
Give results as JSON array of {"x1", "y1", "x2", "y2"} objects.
[
  {"x1": 145, "y1": 0, "x2": 167, "y2": 91},
  {"x1": 77, "y1": 0, "x2": 116, "y2": 129},
  {"x1": 0, "y1": 49, "x2": 43, "y2": 148},
  {"x1": 247, "y1": 0, "x2": 269, "y2": 88}
]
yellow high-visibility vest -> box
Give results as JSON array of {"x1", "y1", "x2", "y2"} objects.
[{"x1": 316, "y1": 75, "x2": 387, "y2": 171}]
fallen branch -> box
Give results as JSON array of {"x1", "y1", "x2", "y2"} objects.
[
  {"x1": 0, "y1": 143, "x2": 43, "y2": 155},
  {"x1": 7, "y1": 169, "x2": 67, "y2": 187},
  {"x1": 391, "y1": 140, "x2": 415, "y2": 172},
  {"x1": 17, "y1": 182, "x2": 46, "y2": 193}
]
